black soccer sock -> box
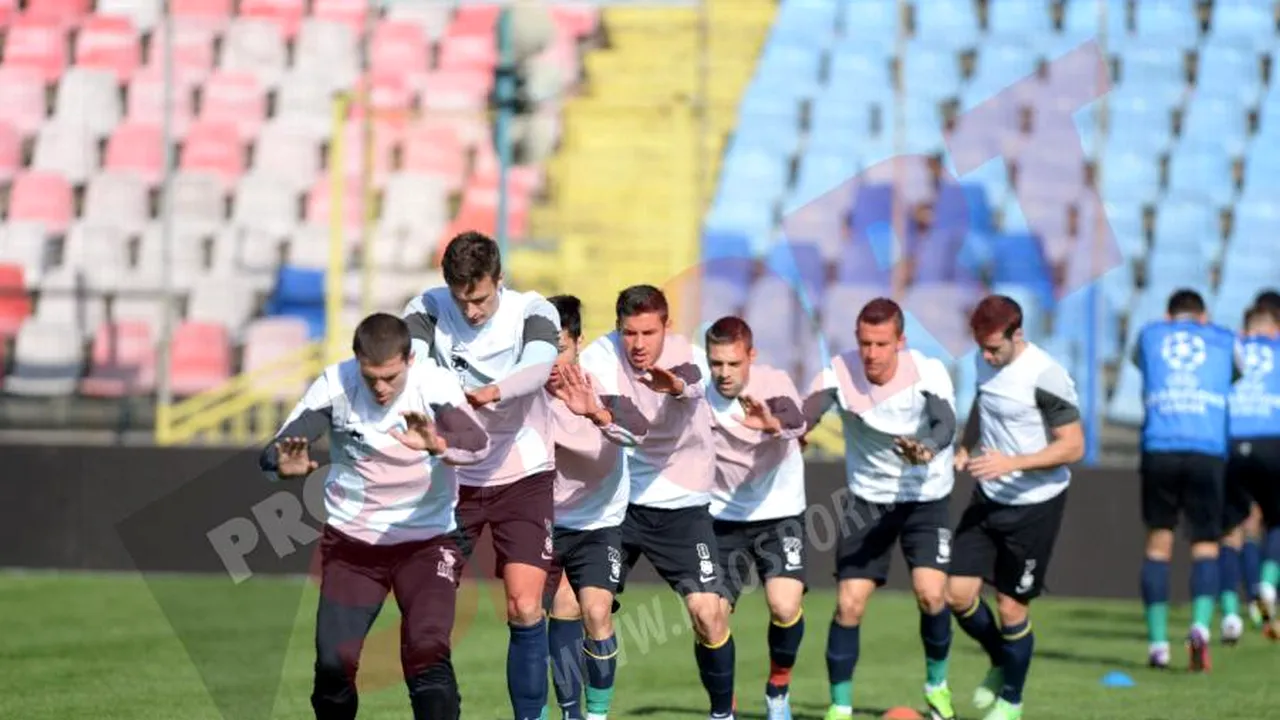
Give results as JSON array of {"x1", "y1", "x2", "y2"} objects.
[
  {"x1": 507, "y1": 618, "x2": 550, "y2": 720},
  {"x1": 919, "y1": 607, "x2": 952, "y2": 687},
  {"x1": 694, "y1": 632, "x2": 736, "y2": 717},
  {"x1": 1219, "y1": 545, "x2": 1243, "y2": 617},
  {"x1": 824, "y1": 620, "x2": 859, "y2": 707},
  {"x1": 997, "y1": 619, "x2": 1035, "y2": 705},
  {"x1": 407, "y1": 656, "x2": 462, "y2": 720},
  {"x1": 583, "y1": 635, "x2": 618, "y2": 715},
  {"x1": 955, "y1": 598, "x2": 1004, "y2": 667},
  {"x1": 1242, "y1": 538, "x2": 1262, "y2": 602},
  {"x1": 548, "y1": 616, "x2": 585, "y2": 718},
  {"x1": 766, "y1": 609, "x2": 805, "y2": 697}
]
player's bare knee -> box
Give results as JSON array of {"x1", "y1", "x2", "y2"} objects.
[
  {"x1": 581, "y1": 598, "x2": 614, "y2": 638},
  {"x1": 834, "y1": 592, "x2": 867, "y2": 627},
  {"x1": 768, "y1": 596, "x2": 803, "y2": 626},
  {"x1": 944, "y1": 579, "x2": 979, "y2": 613},
  {"x1": 506, "y1": 592, "x2": 545, "y2": 626},
  {"x1": 1145, "y1": 529, "x2": 1175, "y2": 559},
  {"x1": 1190, "y1": 540, "x2": 1220, "y2": 560},
  {"x1": 914, "y1": 586, "x2": 947, "y2": 616},
  {"x1": 550, "y1": 591, "x2": 581, "y2": 620},
  {"x1": 995, "y1": 594, "x2": 1028, "y2": 627},
  {"x1": 687, "y1": 594, "x2": 727, "y2": 641}
]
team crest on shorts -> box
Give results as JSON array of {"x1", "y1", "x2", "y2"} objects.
[
  {"x1": 1016, "y1": 559, "x2": 1037, "y2": 595},
  {"x1": 437, "y1": 548, "x2": 457, "y2": 582},
  {"x1": 936, "y1": 528, "x2": 952, "y2": 565},
  {"x1": 543, "y1": 519, "x2": 554, "y2": 561},
  {"x1": 607, "y1": 546, "x2": 622, "y2": 583},
  {"x1": 782, "y1": 536, "x2": 803, "y2": 571}
]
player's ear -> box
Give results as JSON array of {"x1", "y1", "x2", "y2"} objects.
[
  {"x1": 748, "y1": 346, "x2": 757, "y2": 363},
  {"x1": 407, "y1": 352, "x2": 415, "y2": 367},
  {"x1": 896, "y1": 333, "x2": 907, "y2": 351}
]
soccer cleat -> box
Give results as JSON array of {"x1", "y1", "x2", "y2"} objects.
[
  {"x1": 924, "y1": 684, "x2": 956, "y2": 720},
  {"x1": 1249, "y1": 602, "x2": 1264, "y2": 627},
  {"x1": 764, "y1": 693, "x2": 793, "y2": 720},
  {"x1": 972, "y1": 667, "x2": 1003, "y2": 711},
  {"x1": 1148, "y1": 643, "x2": 1170, "y2": 669},
  {"x1": 1222, "y1": 614, "x2": 1244, "y2": 645},
  {"x1": 822, "y1": 706, "x2": 854, "y2": 720},
  {"x1": 980, "y1": 699, "x2": 1023, "y2": 720},
  {"x1": 1186, "y1": 626, "x2": 1212, "y2": 673}
]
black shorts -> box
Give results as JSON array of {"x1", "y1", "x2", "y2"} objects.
[
  {"x1": 713, "y1": 515, "x2": 808, "y2": 608},
  {"x1": 618, "y1": 504, "x2": 728, "y2": 598},
  {"x1": 1140, "y1": 451, "x2": 1225, "y2": 543},
  {"x1": 835, "y1": 494, "x2": 952, "y2": 584},
  {"x1": 543, "y1": 525, "x2": 623, "y2": 607},
  {"x1": 950, "y1": 488, "x2": 1067, "y2": 603},
  {"x1": 1227, "y1": 438, "x2": 1280, "y2": 530},
  {"x1": 453, "y1": 471, "x2": 555, "y2": 576}
]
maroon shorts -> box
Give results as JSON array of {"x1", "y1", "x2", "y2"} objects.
[
  {"x1": 453, "y1": 470, "x2": 555, "y2": 577},
  {"x1": 315, "y1": 525, "x2": 460, "y2": 680}
]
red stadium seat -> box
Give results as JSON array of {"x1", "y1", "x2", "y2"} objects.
[
  {"x1": 240, "y1": 0, "x2": 304, "y2": 39},
  {"x1": 143, "y1": 22, "x2": 215, "y2": 88},
  {"x1": 168, "y1": 321, "x2": 232, "y2": 396},
  {"x1": 25, "y1": 0, "x2": 91, "y2": 30},
  {"x1": 9, "y1": 171, "x2": 74, "y2": 234},
  {"x1": 458, "y1": 180, "x2": 531, "y2": 238},
  {"x1": 75, "y1": 15, "x2": 142, "y2": 82},
  {"x1": 80, "y1": 321, "x2": 157, "y2": 397},
  {"x1": 400, "y1": 121, "x2": 467, "y2": 190},
  {"x1": 306, "y1": 174, "x2": 366, "y2": 237},
  {"x1": 471, "y1": 162, "x2": 545, "y2": 197},
  {"x1": 127, "y1": 69, "x2": 195, "y2": 136},
  {"x1": 0, "y1": 67, "x2": 49, "y2": 137},
  {"x1": 370, "y1": 20, "x2": 430, "y2": 83},
  {"x1": 180, "y1": 120, "x2": 243, "y2": 188},
  {"x1": 0, "y1": 263, "x2": 33, "y2": 339},
  {"x1": 552, "y1": 4, "x2": 599, "y2": 37},
  {"x1": 0, "y1": 122, "x2": 21, "y2": 183},
  {"x1": 171, "y1": 0, "x2": 232, "y2": 32},
  {"x1": 0, "y1": 0, "x2": 14, "y2": 25},
  {"x1": 243, "y1": 316, "x2": 310, "y2": 399},
  {"x1": 4, "y1": 17, "x2": 69, "y2": 84},
  {"x1": 449, "y1": 4, "x2": 500, "y2": 36},
  {"x1": 105, "y1": 122, "x2": 164, "y2": 186},
  {"x1": 312, "y1": 0, "x2": 368, "y2": 34},
  {"x1": 200, "y1": 70, "x2": 266, "y2": 141},
  {"x1": 436, "y1": 33, "x2": 497, "y2": 71},
  {"x1": 420, "y1": 68, "x2": 493, "y2": 111},
  {"x1": 335, "y1": 122, "x2": 396, "y2": 187}
]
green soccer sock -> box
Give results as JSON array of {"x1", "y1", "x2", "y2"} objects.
[
  {"x1": 1262, "y1": 559, "x2": 1280, "y2": 589},
  {"x1": 584, "y1": 686, "x2": 613, "y2": 715},
  {"x1": 1221, "y1": 590, "x2": 1241, "y2": 618},
  {"x1": 1192, "y1": 595, "x2": 1216, "y2": 629},
  {"x1": 1145, "y1": 602, "x2": 1170, "y2": 644},
  {"x1": 830, "y1": 680, "x2": 853, "y2": 708},
  {"x1": 925, "y1": 656, "x2": 949, "y2": 687}
]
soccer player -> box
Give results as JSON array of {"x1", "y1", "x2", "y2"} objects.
[
  {"x1": 702, "y1": 316, "x2": 808, "y2": 720},
  {"x1": 401, "y1": 231, "x2": 562, "y2": 720},
  {"x1": 579, "y1": 285, "x2": 738, "y2": 720},
  {"x1": 803, "y1": 298, "x2": 959, "y2": 720},
  {"x1": 1225, "y1": 303, "x2": 1280, "y2": 639},
  {"x1": 258, "y1": 313, "x2": 491, "y2": 719},
  {"x1": 542, "y1": 294, "x2": 650, "y2": 720},
  {"x1": 1132, "y1": 288, "x2": 1238, "y2": 671},
  {"x1": 947, "y1": 295, "x2": 1083, "y2": 720}
]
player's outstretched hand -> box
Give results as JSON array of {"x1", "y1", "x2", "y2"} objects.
[
  {"x1": 390, "y1": 411, "x2": 448, "y2": 455},
  {"x1": 276, "y1": 437, "x2": 318, "y2": 478},
  {"x1": 638, "y1": 366, "x2": 685, "y2": 395},
  {"x1": 967, "y1": 447, "x2": 1018, "y2": 481},
  {"x1": 552, "y1": 365, "x2": 602, "y2": 417},
  {"x1": 893, "y1": 436, "x2": 935, "y2": 465},
  {"x1": 953, "y1": 446, "x2": 970, "y2": 472},
  {"x1": 739, "y1": 394, "x2": 781, "y2": 434},
  {"x1": 465, "y1": 384, "x2": 501, "y2": 408}
]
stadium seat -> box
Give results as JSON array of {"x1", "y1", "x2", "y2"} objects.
[
  {"x1": 179, "y1": 120, "x2": 244, "y2": 188},
  {"x1": 401, "y1": 122, "x2": 468, "y2": 190},
  {"x1": 0, "y1": 67, "x2": 49, "y2": 138},
  {"x1": 168, "y1": 172, "x2": 228, "y2": 237},
  {"x1": 104, "y1": 122, "x2": 165, "y2": 187},
  {"x1": 79, "y1": 321, "x2": 157, "y2": 397},
  {"x1": 294, "y1": 19, "x2": 360, "y2": 89},
  {"x1": 251, "y1": 120, "x2": 322, "y2": 192},
  {"x1": 134, "y1": 224, "x2": 215, "y2": 291},
  {"x1": 242, "y1": 315, "x2": 312, "y2": 399},
  {"x1": 126, "y1": 71, "x2": 195, "y2": 139},
  {"x1": 98, "y1": 0, "x2": 161, "y2": 32},
  {"x1": 4, "y1": 17, "x2": 69, "y2": 84},
  {"x1": 142, "y1": 22, "x2": 216, "y2": 88},
  {"x1": 312, "y1": 0, "x2": 367, "y2": 33},
  {"x1": 200, "y1": 70, "x2": 267, "y2": 141},
  {"x1": 420, "y1": 68, "x2": 494, "y2": 111},
  {"x1": 172, "y1": 0, "x2": 232, "y2": 31},
  {"x1": 0, "y1": 122, "x2": 21, "y2": 183},
  {"x1": 61, "y1": 223, "x2": 131, "y2": 292},
  {"x1": 764, "y1": 241, "x2": 825, "y2": 305},
  {"x1": 0, "y1": 263, "x2": 32, "y2": 338},
  {"x1": 1152, "y1": 197, "x2": 1218, "y2": 259},
  {"x1": 186, "y1": 274, "x2": 257, "y2": 336},
  {"x1": 232, "y1": 174, "x2": 300, "y2": 239},
  {"x1": 987, "y1": 0, "x2": 1053, "y2": 38},
  {"x1": 700, "y1": 276, "x2": 749, "y2": 323},
  {"x1": 168, "y1": 321, "x2": 233, "y2": 396},
  {"x1": 265, "y1": 265, "x2": 326, "y2": 339},
  {"x1": 113, "y1": 295, "x2": 174, "y2": 332},
  {"x1": 239, "y1": 0, "x2": 305, "y2": 39},
  {"x1": 32, "y1": 123, "x2": 99, "y2": 185},
  {"x1": 912, "y1": 0, "x2": 979, "y2": 48},
  {"x1": 9, "y1": 172, "x2": 74, "y2": 235},
  {"x1": 1195, "y1": 42, "x2": 1262, "y2": 107},
  {"x1": 57, "y1": 67, "x2": 125, "y2": 133},
  {"x1": 371, "y1": 19, "x2": 431, "y2": 84},
  {"x1": 1210, "y1": 1, "x2": 1276, "y2": 50},
  {"x1": 220, "y1": 18, "x2": 288, "y2": 88},
  {"x1": 385, "y1": 1, "x2": 452, "y2": 40},
  {"x1": 1166, "y1": 146, "x2": 1235, "y2": 208},
  {"x1": 378, "y1": 173, "x2": 452, "y2": 237},
  {"x1": 745, "y1": 275, "x2": 800, "y2": 372},
  {"x1": 75, "y1": 15, "x2": 142, "y2": 83},
  {"x1": 1180, "y1": 90, "x2": 1250, "y2": 155},
  {"x1": 1133, "y1": 1, "x2": 1200, "y2": 46},
  {"x1": 4, "y1": 319, "x2": 84, "y2": 397},
  {"x1": 1106, "y1": 362, "x2": 1144, "y2": 426}
]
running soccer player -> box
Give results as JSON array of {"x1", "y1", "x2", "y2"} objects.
[
  {"x1": 580, "y1": 285, "x2": 738, "y2": 720},
  {"x1": 1132, "y1": 288, "x2": 1239, "y2": 671},
  {"x1": 947, "y1": 295, "x2": 1083, "y2": 720},
  {"x1": 1225, "y1": 304, "x2": 1280, "y2": 639},
  {"x1": 401, "y1": 231, "x2": 561, "y2": 720},
  {"x1": 702, "y1": 316, "x2": 808, "y2": 720},
  {"x1": 803, "y1": 298, "x2": 959, "y2": 720},
  {"x1": 1237, "y1": 289, "x2": 1280, "y2": 622},
  {"x1": 542, "y1": 294, "x2": 650, "y2": 720},
  {"x1": 259, "y1": 313, "x2": 491, "y2": 720}
]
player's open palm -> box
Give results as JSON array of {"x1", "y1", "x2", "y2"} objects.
[
  {"x1": 739, "y1": 394, "x2": 779, "y2": 433},
  {"x1": 893, "y1": 436, "x2": 935, "y2": 465},
  {"x1": 276, "y1": 437, "x2": 318, "y2": 478},
  {"x1": 639, "y1": 366, "x2": 683, "y2": 395},
  {"x1": 553, "y1": 365, "x2": 602, "y2": 417},
  {"x1": 391, "y1": 411, "x2": 447, "y2": 454}
]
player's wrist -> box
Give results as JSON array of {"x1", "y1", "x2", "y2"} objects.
[{"x1": 589, "y1": 408, "x2": 613, "y2": 426}]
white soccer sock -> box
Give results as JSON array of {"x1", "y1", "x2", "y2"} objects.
[
  {"x1": 586, "y1": 714, "x2": 608, "y2": 720},
  {"x1": 1259, "y1": 582, "x2": 1277, "y2": 608}
]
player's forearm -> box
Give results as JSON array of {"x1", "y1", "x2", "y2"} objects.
[
  {"x1": 666, "y1": 363, "x2": 705, "y2": 401},
  {"x1": 766, "y1": 396, "x2": 808, "y2": 440},
  {"x1": 259, "y1": 408, "x2": 331, "y2": 480},
  {"x1": 1012, "y1": 435, "x2": 1085, "y2": 472},
  {"x1": 918, "y1": 392, "x2": 957, "y2": 452},
  {"x1": 433, "y1": 405, "x2": 492, "y2": 465},
  {"x1": 958, "y1": 401, "x2": 980, "y2": 452},
  {"x1": 801, "y1": 389, "x2": 838, "y2": 432},
  {"x1": 494, "y1": 341, "x2": 559, "y2": 401},
  {"x1": 595, "y1": 394, "x2": 651, "y2": 447}
]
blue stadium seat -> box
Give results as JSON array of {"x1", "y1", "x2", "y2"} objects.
[
  {"x1": 1099, "y1": 147, "x2": 1161, "y2": 205},
  {"x1": 771, "y1": 0, "x2": 841, "y2": 45},
  {"x1": 850, "y1": 184, "x2": 893, "y2": 233},
  {"x1": 969, "y1": 39, "x2": 1038, "y2": 90},
  {"x1": 765, "y1": 240, "x2": 826, "y2": 305},
  {"x1": 1180, "y1": 91, "x2": 1250, "y2": 155},
  {"x1": 1166, "y1": 145, "x2": 1236, "y2": 207},
  {"x1": 1241, "y1": 150, "x2": 1280, "y2": 200},
  {"x1": 1098, "y1": 200, "x2": 1146, "y2": 261},
  {"x1": 900, "y1": 44, "x2": 962, "y2": 103},
  {"x1": 1133, "y1": 1, "x2": 1200, "y2": 47},
  {"x1": 1118, "y1": 41, "x2": 1187, "y2": 106},
  {"x1": 899, "y1": 97, "x2": 946, "y2": 151},
  {"x1": 1210, "y1": 0, "x2": 1277, "y2": 50},
  {"x1": 716, "y1": 148, "x2": 791, "y2": 208},
  {"x1": 990, "y1": 233, "x2": 1055, "y2": 310},
  {"x1": 1106, "y1": 362, "x2": 1144, "y2": 426},
  {"x1": 746, "y1": 275, "x2": 801, "y2": 370},
  {"x1": 1211, "y1": 276, "x2": 1271, "y2": 331},
  {"x1": 758, "y1": 42, "x2": 825, "y2": 87},
  {"x1": 991, "y1": 281, "x2": 1046, "y2": 341},
  {"x1": 701, "y1": 276, "x2": 749, "y2": 324},
  {"x1": 704, "y1": 201, "x2": 776, "y2": 245},
  {"x1": 1152, "y1": 197, "x2": 1217, "y2": 258},
  {"x1": 1144, "y1": 249, "x2": 1209, "y2": 290},
  {"x1": 953, "y1": 350, "x2": 978, "y2": 420},
  {"x1": 934, "y1": 183, "x2": 993, "y2": 233},
  {"x1": 912, "y1": 0, "x2": 979, "y2": 49},
  {"x1": 837, "y1": 0, "x2": 900, "y2": 37},
  {"x1": 1107, "y1": 92, "x2": 1173, "y2": 158},
  {"x1": 1195, "y1": 43, "x2": 1262, "y2": 107},
  {"x1": 1231, "y1": 199, "x2": 1280, "y2": 254},
  {"x1": 901, "y1": 302, "x2": 963, "y2": 364},
  {"x1": 701, "y1": 229, "x2": 753, "y2": 260},
  {"x1": 1061, "y1": 0, "x2": 1129, "y2": 40},
  {"x1": 266, "y1": 265, "x2": 325, "y2": 340},
  {"x1": 729, "y1": 114, "x2": 801, "y2": 157},
  {"x1": 952, "y1": 158, "x2": 1011, "y2": 208},
  {"x1": 1054, "y1": 284, "x2": 1121, "y2": 364},
  {"x1": 791, "y1": 151, "x2": 858, "y2": 206},
  {"x1": 836, "y1": 222, "x2": 896, "y2": 285},
  {"x1": 827, "y1": 48, "x2": 893, "y2": 88},
  {"x1": 987, "y1": 0, "x2": 1054, "y2": 37}
]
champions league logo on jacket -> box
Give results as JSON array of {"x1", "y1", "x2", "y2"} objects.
[
  {"x1": 1161, "y1": 331, "x2": 1207, "y2": 387},
  {"x1": 1240, "y1": 342, "x2": 1275, "y2": 386}
]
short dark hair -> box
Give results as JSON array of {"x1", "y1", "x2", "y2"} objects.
[
  {"x1": 616, "y1": 285, "x2": 668, "y2": 323},
  {"x1": 857, "y1": 297, "x2": 905, "y2": 336},
  {"x1": 970, "y1": 295, "x2": 1023, "y2": 340},
  {"x1": 549, "y1": 294, "x2": 582, "y2": 340},
  {"x1": 1254, "y1": 290, "x2": 1280, "y2": 322},
  {"x1": 441, "y1": 231, "x2": 502, "y2": 288},
  {"x1": 1244, "y1": 305, "x2": 1269, "y2": 329},
  {"x1": 705, "y1": 316, "x2": 753, "y2": 349},
  {"x1": 353, "y1": 313, "x2": 411, "y2": 363},
  {"x1": 1167, "y1": 288, "x2": 1206, "y2": 317}
]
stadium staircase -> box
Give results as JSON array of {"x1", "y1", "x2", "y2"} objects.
[{"x1": 515, "y1": 0, "x2": 774, "y2": 340}]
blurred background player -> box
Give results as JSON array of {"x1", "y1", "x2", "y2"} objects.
[
  {"x1": 541, "y1": 294, "x2": 650, "y2": 720},
  {"x1": 401, "y1": 232, "x2": 562, "y2": 720},
  {"x1": 1131, "y1": 288, "x2": 1238, "y2": 671},
  {"x1": 259, "y1": 313, "x2": 491, "y2": 720},
  {"x1": 580, "y1": 285, "x2": 737, "y2": 720},
  {"x1": 702, "y1": 316, "x2": 808, "y2": 720},
  {"x1": 1225, "y1": 301, "x2": 1280, "y2": 639},
  {"x1": 802, "y1": 298, "x2": 959, "y2": 720},
  {"x1": 948, "y1": 295, "x2": 1083, "y2": 720}
]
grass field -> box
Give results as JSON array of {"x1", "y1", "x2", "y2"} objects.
[{"x1": 2, "y1": 571, "x2": 1277, "y2": 719}]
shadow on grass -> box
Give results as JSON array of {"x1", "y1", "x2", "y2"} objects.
[
  {"x1": 1037, "y1": 646, "x2": 1149, "y2": 670},
  {"x1": 630, "y1": 703, "x2": 927, "y2": 719},
  {"x1": 1058, "y1": 625, "x2": 1151, "y2": 642},
  {"x1": 1058, "y1": 606, "x2": 1146, "y2": 624}
]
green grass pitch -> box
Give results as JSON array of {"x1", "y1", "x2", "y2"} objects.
[{"x1": 2, "y1": 571, "x2": 1277, "y2": 719}]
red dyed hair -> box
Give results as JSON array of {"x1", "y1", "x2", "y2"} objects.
[
  {"x1": 857, "y1": 297, "x2": 905, "y2": 336},
  {"x1": 969, "y1": 295, "x2": 1023, "y2": 340}
]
